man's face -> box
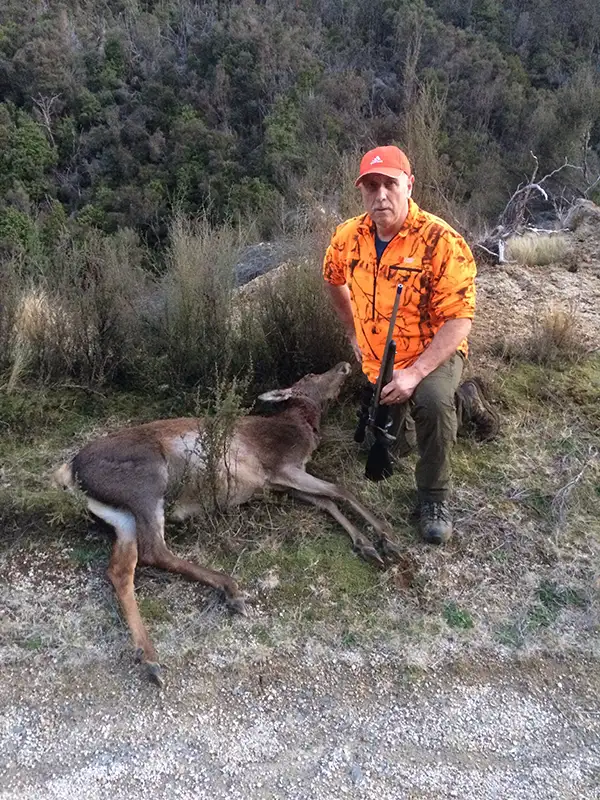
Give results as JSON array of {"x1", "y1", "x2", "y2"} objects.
[{"x1": 358, "y1": 172, "x2": 415, "y2": 237}]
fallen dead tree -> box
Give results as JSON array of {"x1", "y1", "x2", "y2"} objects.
[{"x1": 474, "y1": 153, "x2": 600, "y2": 264}]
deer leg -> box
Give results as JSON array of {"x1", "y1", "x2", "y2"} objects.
[
  {"x1": 134, "y1": 503, "x2": 247, "y2": 616},
  {"x1": 107, "y1": 538, "x2": 164, "y2": 687},
  {"x1": 289, "y1": 490, "x2": 384, "y2": 568},
  {"x1": 145, "y1": 545, "x2": 248, "y2": 616},
  {"x1": 87, "y1": 499, "x2": 163, "y2": 687},
  {"x1": 274, "y1": 467, "x2": 403, "y2": 562}
]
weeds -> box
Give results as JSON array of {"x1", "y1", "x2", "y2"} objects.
[
  {"x1": 191, "y1": 372, "x2": 250, "y2": 514},
  {"x1": 443, "y1": 602, "x2": 474, "y2": 630}
]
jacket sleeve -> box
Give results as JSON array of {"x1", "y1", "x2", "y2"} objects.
[
  {"x1": 430, "y1": 232, "x2": 476, "y2": 322},
  {"x1": 322, "y1": 229, "x2": 347, "y2": 286}
]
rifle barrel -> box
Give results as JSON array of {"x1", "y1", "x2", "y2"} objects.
[{"x1": 372, "y1": 284, "x2": 403, "y2": 409}]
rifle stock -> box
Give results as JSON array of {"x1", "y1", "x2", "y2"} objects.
[{"x1": 365, "y1": 340, "x2": 396, "y2": 481}]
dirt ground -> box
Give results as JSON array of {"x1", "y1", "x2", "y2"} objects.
[
  {"x1": 2, "y1": 216, "x2": 600, "y2": 799},
  {"x1": 1, "y1": 651, "x2": 599, "y2": 800}
]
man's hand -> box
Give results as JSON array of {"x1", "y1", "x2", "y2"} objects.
[
  {"x1": 379, "y1": 319, "x2": 472, "y2": 404},
  {"x1": 380, "y1": 367, "x2": 421, "y2": 404}
]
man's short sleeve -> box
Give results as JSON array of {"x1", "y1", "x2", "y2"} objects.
[
  {"x1": 431, "y1": 232, "x2": 477, "y2": 322},
  {"x1": 322, "y1": 230, "x2": 347, "y2": 286}
]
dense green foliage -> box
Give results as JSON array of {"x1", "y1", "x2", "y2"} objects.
[{"x1": 0, "y1": 0, "x2": 598, "y2": 247}]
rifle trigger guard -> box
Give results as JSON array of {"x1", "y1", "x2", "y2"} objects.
[{"x1": 373, "y1": 426, "x2": 396, "y2": 444}]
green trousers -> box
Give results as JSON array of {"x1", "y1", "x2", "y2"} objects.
[{"x1": 372, "y1": 353, "x2": 465, "y2": 503}]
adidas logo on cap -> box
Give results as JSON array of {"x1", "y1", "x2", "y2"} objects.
[{"x1": 355, "y1": 146, "x2": 412, "y2": 186}]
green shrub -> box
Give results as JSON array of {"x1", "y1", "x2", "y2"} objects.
[
  {"x1": 149, "y1": 214, "x2": 242, "y2": 390},
  {"x1": 235, "y1": 257, "x2": 350, "y2": 393}
]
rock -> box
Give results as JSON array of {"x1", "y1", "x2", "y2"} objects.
[
  {"x1": 234, "y1": 241, "x2": 299, "y2": 287},
  {"x1": 563, "y1": 199, "x2": 600, "y2": 231}
]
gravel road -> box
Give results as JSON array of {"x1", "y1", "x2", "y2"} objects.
[{"x1": 1, "y1": 653, "x2": 598, "y2": 800}]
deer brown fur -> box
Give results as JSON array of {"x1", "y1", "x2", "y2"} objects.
[{"x1": 53, "y1": 362, "x2": 401, "y2": 686}]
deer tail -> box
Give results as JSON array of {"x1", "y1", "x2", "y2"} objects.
[{"x1": 52, "y1": 461, "x2": 76, "y2": 491}]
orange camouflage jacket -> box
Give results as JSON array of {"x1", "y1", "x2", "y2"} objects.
[{"x1": 323, "y1": 199, "x2": 477, "y2": 383}]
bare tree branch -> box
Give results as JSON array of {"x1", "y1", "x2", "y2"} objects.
[{"x1": 31, "y1": 94, "x2": 62, "y2": 148}]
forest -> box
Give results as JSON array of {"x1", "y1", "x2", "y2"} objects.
[
  {"x1": 1, "y1": 0, "x2": 599, "y2": 393},
  {"x1": 0, "y1": 0, "x2": 599, "y2": 250}
]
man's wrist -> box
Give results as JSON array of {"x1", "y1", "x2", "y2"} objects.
[{"x1": 408, "y1": 360, "x2": 428, "y2": 381}]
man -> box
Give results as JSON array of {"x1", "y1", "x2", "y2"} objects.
[{"x1": 323, "y1": 145, "x2": 498, "y2": 544}]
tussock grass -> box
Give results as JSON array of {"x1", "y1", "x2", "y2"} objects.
[
  {"x1": 2, "y1": 229, "x2": 148, "y2": 389},
  {"x1": 7, "y1": 287, "x2": 61, "y2": 391},
  {"x1": 505, "y1": 232, "x2": 572, "y2": 266},
  {"x1": 490, "y1": 304, "x2": 591, "y2": 367}
]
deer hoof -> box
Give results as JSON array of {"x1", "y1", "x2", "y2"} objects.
[
  {"x1": 145, "y1": 661, "x2": 164, "y2": 688},
  {"x1": 379, "y1": 537, "x2": 403, "y2": 562},
  {"x1": 228, "y1": 596, "x2": 249, "y2": 616},
  {"x1": 358, "y1": 544, "x2": 385, "y2": 569}
]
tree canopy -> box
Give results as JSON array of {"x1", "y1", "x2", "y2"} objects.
[{"x1": 0, "y1": 0, "x2": 598, "y2": 247}]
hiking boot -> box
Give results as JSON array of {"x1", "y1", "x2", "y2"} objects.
[
  {"x1": 456, "y1": 378, "x2": 500, "y2": 441},
  {"x1": 419, "y1": 500, "x2": 453, "y2": 545}
]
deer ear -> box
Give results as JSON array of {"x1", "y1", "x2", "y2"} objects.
[{"x1": 257, "y1": 388, "x2": 294, "y2": 403}]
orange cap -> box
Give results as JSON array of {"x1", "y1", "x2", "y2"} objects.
[{"x1": 355, "y1": 145, "x2": 412, "y2": 186}]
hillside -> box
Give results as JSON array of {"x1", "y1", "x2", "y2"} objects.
[{"x1": 0, "y1": 0, "x2": 598, "y2": 250}]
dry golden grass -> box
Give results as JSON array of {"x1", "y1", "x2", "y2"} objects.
[
  {"x1": 1, "y1": 229, "x2": 148, "y2": 388},
  {"x1": 7, "y1": 287, "x2": 60, "y2": 391},
  {"x1": 490, "y1": 304, "x2": 592, "y2": 366},
  {"x1": 505, "y1": 232, "x2": 572, "y2": 266}
]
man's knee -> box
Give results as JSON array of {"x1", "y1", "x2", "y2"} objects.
[
  {"x1": 411, "y1": 355, "x2": 463, "y2": 426},
  {"x1": 411, "y1": 373, "x2": 459, "y2": 447},
  {"x1": 412, "y1": 382, "x2": 456, "y2": 422}
]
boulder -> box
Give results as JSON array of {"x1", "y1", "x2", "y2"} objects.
[{"x1": 563, "y1": 199, "x2": 600, "y2": 231}]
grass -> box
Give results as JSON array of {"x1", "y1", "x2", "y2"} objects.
[
  {"x1": 495, "y1": 579, "x2": 591, "y2": 648},
  {"x1": 66, "y1": 540, "x2": 108, "y2": 568},
  {"x1": 505, "y1": 232, "x2": 572, "y2": 266},
  {"x1": 443, "y1": 602, "x2": 475, "y2": 630},
  {"x1": 0, "y1": 215, "x2": 350, "y2": 399},
  {"x1": 138, "y1": 596, "x2": 173, "y2": 624},
  {"x1": 490, "y1": 305, "x2": 591, "y2": 367},
  {"x1": 0, "y1": 261, "x2": 599, "y2": 674}
]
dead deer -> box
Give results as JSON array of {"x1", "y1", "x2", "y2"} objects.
[{"x1": 53, "y1": 361, "x2": 401, "y2": 686}]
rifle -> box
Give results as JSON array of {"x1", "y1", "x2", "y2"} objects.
[{"x1": 363, "y1": 284, "x2": 403, "y2": 482}]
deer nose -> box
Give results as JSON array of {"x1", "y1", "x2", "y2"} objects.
[{"x1": 339, "y1": 362, "x2": 351, "y2": 375}]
